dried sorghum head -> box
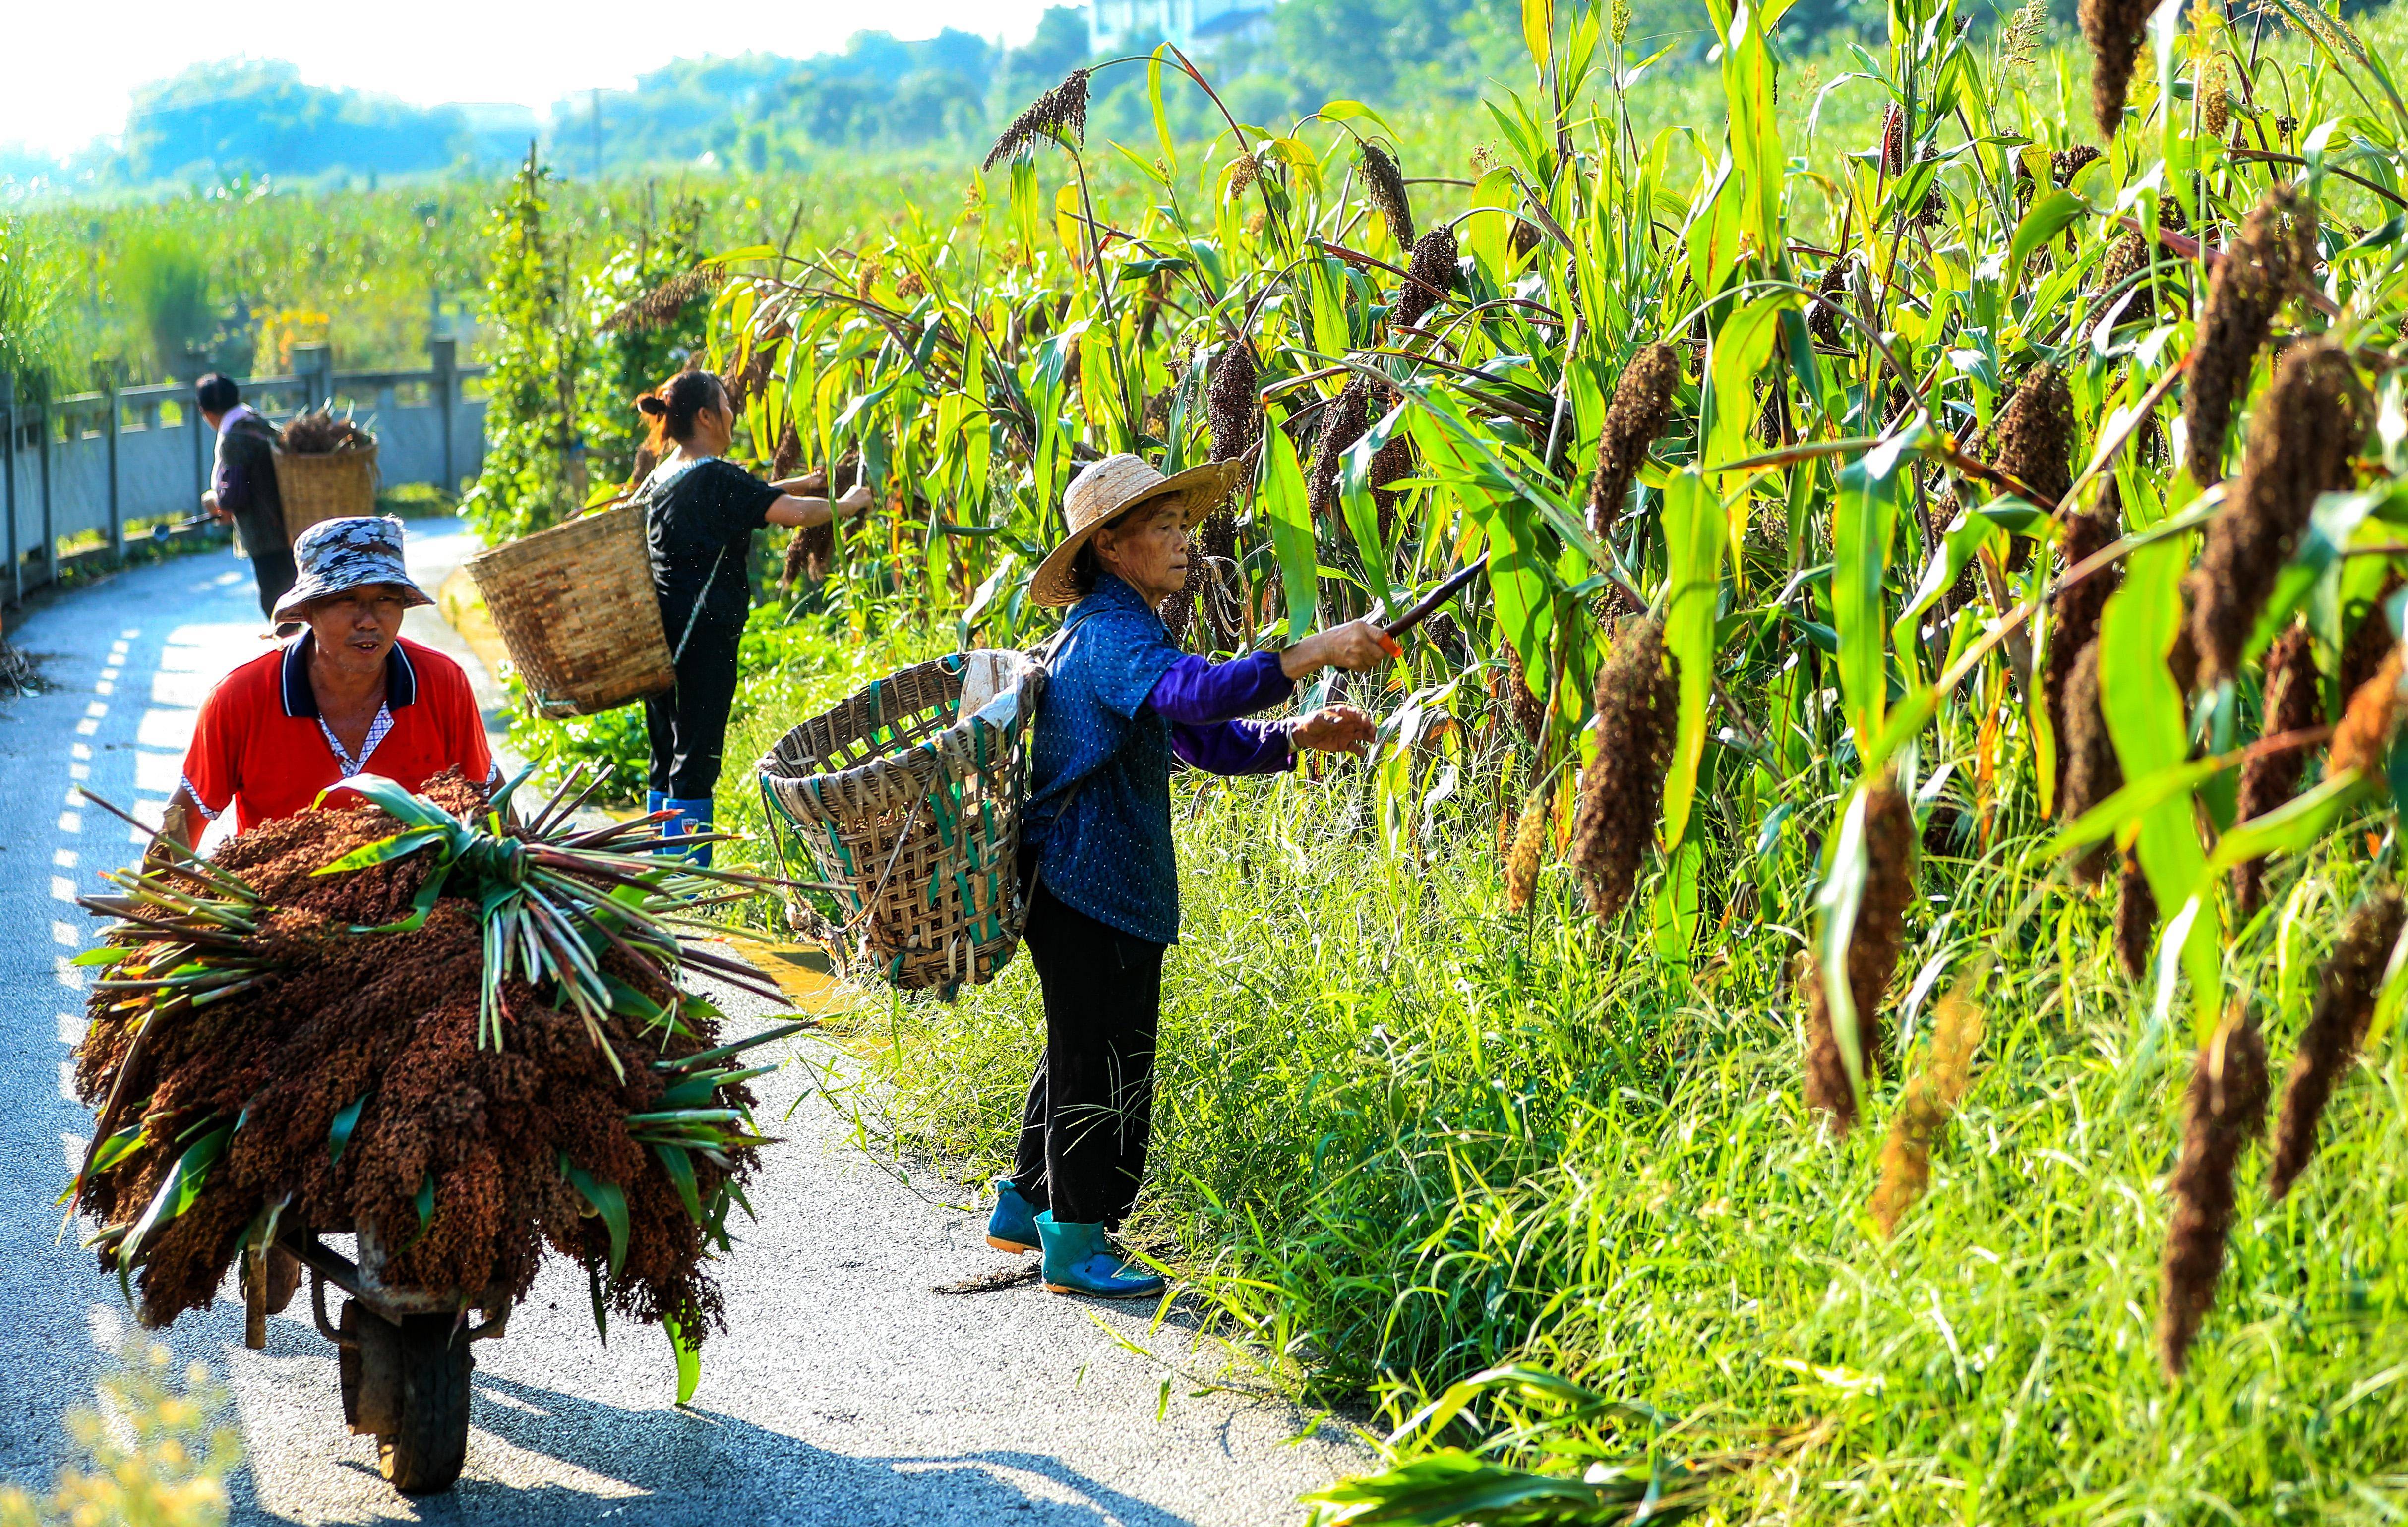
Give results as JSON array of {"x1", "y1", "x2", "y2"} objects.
[
  {"x1": 1207, "y1": 342, "x2": 1262, "y2": 463},
  {"x1": 2158, "y1": 1010, "x2": 2270, "y2": 1379},
  {"x1": 984, "y1": 69, "x2": 1092, "y2": 171},
  {"x1": 2045, "y1": 505, "x2": 2122, "y2": 812},
  {"x1": 2082, "y1": 0, "x2": 2152, "y2": 136},
  {"x1": 599, "y1": 265, "x2": 721, "y2": 335},
  {"x1": 1306, "y1": 374, "x2": 1373, "y2": 522},
  {"x1": 1995, "y1": 363, "x2": 2076, "y2": 509},
  {"x1": 2116, "y1": 847, "x2": 2157, "y2": 980},
  {"x1": 2231, "y1": 625, "x2": 2321, "y2": 916},
  {"x1": 1393, "y1": 226, "x2": 1460, "y2": 331},
  {"x1": 2267, "y1": 887, "x2": 2404, "y2": 1201},
  {"x1": 2183, "y1": 186, "x2": 2316, "y2": 486},
  {"x1": 2190, "y1": 339, "x2": 2368, "y2": 686},
  {"x1": 1870, "y1": 979, "x2": 1985, "y2": 1236},
  {"x1": 1358, "y1": 140, "x2": 1414, "y2": 249},
  {"x1": 1589, "y1": 343, "x2": 1681, "y2": 538},
  {"x1": 2327, "y1": 647, "x2": 2404, "y2": 787},
  {"x1": 1566, "y1": 613, "x2": 1678, "y2": 925}
]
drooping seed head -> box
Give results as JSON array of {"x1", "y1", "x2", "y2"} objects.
[
  {"x1": 2082, "y1": 0, "x2": 2153, "y2": 136},
  {"x1": 1870, "y1": 976, "x2": 1987, "y2": 1236},
  {"x1": 1566, "y1": 613, "x2": 1679, "y2": 925},
  {"x1": 599, "y1": 264, "x2": 722, "y2": 334},
  {"x1": 2116, "y1": 847, "x2": 2158, "y2": 981},
  {"x1": 2231, "y1": 625, "x2": 2321, "y2": 916},
  {"x1": 2052, "y1": 145, "x2": 2103, "y2": 185},
  {"x1": 2327, "y1": 647, "x2": 2404, "y2": 787},
  {"x1": 1807, "y1": 257, "x2": 1848, "y2": 345},
  {"x1": 1207, "y1": 342, "x2": 1262, "y2": 464},
  {"x1": 1393, "y1": 226, "x2": 1460, "y2": 331},
  {"x1": 2191, "y1": 339, "x2": 2368, "y2": 685},
  {"x1": 2158, "y1": 1009, "x2": 2271, "y2": 1380},
  {"x1": 2268, "y1": 887, "x2": 2405, "y2": 1201},
  {"x1": 2044, "y1": 504, "x2": 2122, "y2": 811},
  {"x1": 1995, "y1": 363, "x2": 2076, "y2": 509},
  {"x1": 1588, "y1": 343, "x2": 1681, "y2": 538},
  {"x1": 1501, "y1": 641, "x2": 1547, "y2": 747},
  {"x1": 983, "y1": 69, "x2": 1092, "y2": 172},
  {"x1": 1505, "y1": 778, "x2": 1552, "y2": 913},
  {"x1": 1357, "y1": 140, "x2": 1414, "y2": 249},
  {"x1": 2060, "y1": 638, "x2": 2123, "y2": 884},
  {"x1": 2202, "y1": 56, "x2": 2231, "y2": 139},
  {"x1": 2183, "y1": 186, "x2": 2316, "y2": 486},
  {"x1": 1803, "y1": 774, "x2": 1917, "y2": 1132},
  {"x1": 1306, "y1": 374, "x2": 1373, "y2": 522}
]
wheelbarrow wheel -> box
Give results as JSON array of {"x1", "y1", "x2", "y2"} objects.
[{"x1": 375, "y1": 1313, "x2": 473, "y2": 1495}]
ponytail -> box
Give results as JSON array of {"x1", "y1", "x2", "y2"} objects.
[{"x1": 634, "y1": 369, "x2": 724, "y2": 452}]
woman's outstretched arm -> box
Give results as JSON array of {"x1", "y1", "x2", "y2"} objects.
[{"x1": 765, "y1": 480, "x2": 876, "y2": 529}]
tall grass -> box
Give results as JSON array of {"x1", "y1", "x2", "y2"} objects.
[{"x1": 859, "y1": 738, "x2": 2408, "y2": 1517}]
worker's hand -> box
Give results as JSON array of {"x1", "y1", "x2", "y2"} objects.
[
  {"x1": 201, "y1": 490, "x2": 228, "y2": 522},
  {"x1": 1289, "y1": 705, "x2": 1377, "y2": 756},
  {"x1": 1280, "y1": 618, "x2": 1400, "y2": 680},
  {"x1": 837, "y1": 482, "x2": 876, "y2": 516}
]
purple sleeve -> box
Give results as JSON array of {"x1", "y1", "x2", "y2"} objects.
[
  {"x1": 1145, "y1": 651, "x2": 1294, "y2": 724},
  {"x1": 1172, "y1": 719, "x2": 1295, "y2": 776}
]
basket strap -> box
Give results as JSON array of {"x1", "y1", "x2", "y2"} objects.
[{"x1": 669, "y1": 546, "x2": 732, "y2": 667}]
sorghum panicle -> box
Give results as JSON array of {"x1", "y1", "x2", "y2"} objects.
[
  {"x1": 2268, "y1": 888, "x2": 2406, "y2": 1200},
  {"x1": 2158, "y1": 1011, "x2": 2271, "y2": 1380}
]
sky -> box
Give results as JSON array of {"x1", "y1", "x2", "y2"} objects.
[{"x1": 2, "y1": 0, "x2": 1058, "y2": 155}]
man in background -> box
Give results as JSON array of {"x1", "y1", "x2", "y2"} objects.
[{"x1": 195, "y1": 374, "x2": 295, "y2": 623}]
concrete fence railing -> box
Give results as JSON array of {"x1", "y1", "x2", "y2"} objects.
[{"x1": 0, "y1": 338, "x2": 488, "y2": 606}]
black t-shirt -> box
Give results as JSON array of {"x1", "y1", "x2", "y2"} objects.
[{"x1": 641, "y1": 457, "x2": 782, "y2": 652}]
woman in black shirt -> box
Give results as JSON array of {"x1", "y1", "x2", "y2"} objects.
[{"x1": 634, "y1": 370, "x2": 873, "y2": 861}]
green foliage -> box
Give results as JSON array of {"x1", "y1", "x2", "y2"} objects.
[
  {"x1": 109, "y1": 229, "x2": 214, "y2": 378},
  {"x1": 0, "y1": 1343, "x2": 239, "y2": 1527},
  {"x1": 461, "y1": 149, "x2": 585, "y2": 541},
  {"x1": 649, "y1": 0, "x2": 2408, "y2": 1517},
  {"x1": 578, "y1": 196, "x2": 712, "y2": 488}
]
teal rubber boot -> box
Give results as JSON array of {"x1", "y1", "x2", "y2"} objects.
[
  {"x1": 986, "y1": 1177, "x2": 1041, "y2": 1255},
  {"x1": 1035, "y1": 1212, "x2": 1166, "y2": 1299},
  {"x1": 662, "y1": 796, "x2": 715, "y2": 868}
]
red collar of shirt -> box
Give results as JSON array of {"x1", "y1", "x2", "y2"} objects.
[{"x1": 279, "y1": 631, "x2": 418, "y2": 717}]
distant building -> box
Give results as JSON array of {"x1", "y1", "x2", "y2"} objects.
[{"x1": 1087, "y1": 0, "x2": 1274, "y2": 55}]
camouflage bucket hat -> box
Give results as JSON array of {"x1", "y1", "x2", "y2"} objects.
[{"x1": 271, "y1": 516, "x2": 434, "y2": 624}]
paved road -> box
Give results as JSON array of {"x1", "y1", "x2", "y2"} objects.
[{"x1": 0, "y1": 527, "x2": 1364, "y2": 1525}]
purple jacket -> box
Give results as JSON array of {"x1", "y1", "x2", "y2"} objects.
[{"x1": 1151, "y1": 650, "x2": 1298, "y2": 775}]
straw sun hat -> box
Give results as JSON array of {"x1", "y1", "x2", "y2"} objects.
[{"x1": 1029, "y1": 453, "x2": 1247, "y2": 608}]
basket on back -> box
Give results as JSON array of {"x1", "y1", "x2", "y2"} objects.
[
  {"x1": 758, "y1": 651, "x2": 1046, "y2": 997},
  {"x1": 273, "y1": 441, "x2": 379, "y2": 545},
  {"x1": 464, "y1": 504, "x2": 675, "y2": 717}
]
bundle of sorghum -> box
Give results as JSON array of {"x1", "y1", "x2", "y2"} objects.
[
  {"x1": 70, "y1": 771, "x2": 790, "y2": 1352},
  {"x1": 279, "y1": 407, "x2": 373, "y2": 455}
]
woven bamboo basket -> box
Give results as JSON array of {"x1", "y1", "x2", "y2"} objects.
[
  {"x1": 464, "y1": 504, "x2": 674, "y2": 717},
  {"x1": 272, "y1": 443, "x2": 379, "y2": 544},
  {"x1": 757, "y1": 650, "x2": 1046, "y2": 997}
]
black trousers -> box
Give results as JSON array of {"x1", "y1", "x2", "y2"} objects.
[
  {"x1": 1010, "y1": 863, "x2": 1166, "y2": 1230},
  {"x1": 645, "y1": 613, "x2": 743, "y2": 799},
  {"x1": 251, "y1": 547, "x2": 297, "y2": 623}
]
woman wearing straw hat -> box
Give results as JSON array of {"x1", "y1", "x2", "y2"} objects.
[{"x1": 987, "y1": 452, "x2": 1396, "y2": 1299}]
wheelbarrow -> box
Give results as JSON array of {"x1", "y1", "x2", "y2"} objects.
[{"x1": 247, "y1": 1221, "x2": 510, "y2": 1495}]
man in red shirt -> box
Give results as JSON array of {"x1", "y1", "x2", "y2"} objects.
[{"x1": 168, "y1": 516, "x2": 495, "y2": 844}]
